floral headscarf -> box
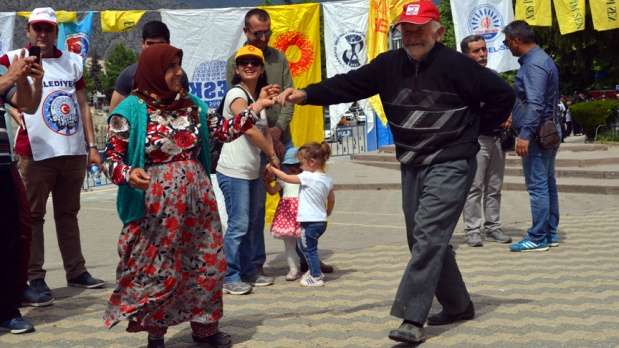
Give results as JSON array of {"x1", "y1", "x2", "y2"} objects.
[{"x1": 131, "y1": 44, "x2": 194, "y2": 111}]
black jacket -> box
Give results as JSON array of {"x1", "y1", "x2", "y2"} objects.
[{"x1": 304, "y1": 42, "x2": 515, "y2": 166}]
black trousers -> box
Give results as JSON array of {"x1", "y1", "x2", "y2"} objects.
[{"x1": 0, "y1": 167, "x2": 23, "y2": 323}]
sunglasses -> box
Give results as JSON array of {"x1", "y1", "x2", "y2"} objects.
[
  {"x1": 248, "y1": 29, "x2": 272, "y2": 39},
  {"x1": 502, "y1": 37, "x2": 515, "y2": 46},
  {"x1": 237, "y1": 59, "x2": 263, "y2": 67},
  {"x1": 31, "y1": 25, "x2": 55, "y2": 33}
]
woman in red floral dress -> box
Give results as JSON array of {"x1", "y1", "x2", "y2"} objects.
[{"x1": 101, "y1": 45, "x2": 279, "y2": 348}]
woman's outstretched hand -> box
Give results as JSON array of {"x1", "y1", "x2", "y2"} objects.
[{"x1": 254, "y1": 84, "x2": 281, "y2": 113}]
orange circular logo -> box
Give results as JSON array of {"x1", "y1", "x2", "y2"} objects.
[{"x1": 272, "y1": 30, "x2": 315, "y2": 77}]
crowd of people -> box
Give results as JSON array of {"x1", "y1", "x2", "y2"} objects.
[{"x1": 1, "y1": 1, "x2": 570, "y2": 346}]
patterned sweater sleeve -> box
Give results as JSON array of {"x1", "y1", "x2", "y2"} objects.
[
  {"x1": 102, "y1": 115, "x2": 132, "y2": 185},
  {"x1": 208, "y1": 104, "x2": 261, "y2": 143}
]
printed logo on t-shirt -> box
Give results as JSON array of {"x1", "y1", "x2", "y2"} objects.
[{"x1": 42, "y1": 90, "x2": 80, "y2": 135}]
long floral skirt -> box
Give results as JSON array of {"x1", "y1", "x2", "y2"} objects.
[{"x1": 104, "y1": 160, "x2": 226, "y2": 329}]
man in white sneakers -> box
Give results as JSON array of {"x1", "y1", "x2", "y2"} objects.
[{"x1": 0, "y1": 7, "x2": 105, "y2": 297}]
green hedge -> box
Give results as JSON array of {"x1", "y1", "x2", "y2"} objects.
[{"x1": 569, "y1": 100, "x2": 619, "y2": 140}]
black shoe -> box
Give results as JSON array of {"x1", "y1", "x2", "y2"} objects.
[
  {"x1": 147, "y1": 338, "x2": 165, "y2": 348},
  {"x1": 300, "y1": 261, "x2": 334, "y2": 274},
  {"x1": 426, "y1": 301, "x2": 475, "y2": 326},
  {"x1": 67, "y1": 272, "x2": 106, "y2": 289},
  {"x1": 192, "y1": 331, "x2": 232, "y2": 348},
  {"x1": 388, "y1": 323, "x2": 425, "y2": 344},
  {"x1": 29, "y1": 278, "x2": 51, "y2": 295},
  {"x1": 20, "y1": 285, "x2": 54, "y2": 307}
]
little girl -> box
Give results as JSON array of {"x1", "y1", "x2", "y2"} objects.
[
  {"x1": 266, "y1": 141, "x2": 335, "y2": 287},
  {"x1": 265, "y1": 147, "x2": 303, "y2": 281}
]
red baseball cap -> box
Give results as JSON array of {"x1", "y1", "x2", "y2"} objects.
[{"x1": 394, "y1": 1, "x2": 440, "y2": 26}]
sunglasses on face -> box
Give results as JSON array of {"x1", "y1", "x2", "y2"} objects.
[
  {"x1": 248, "y1": 29, "x2": 272, "y2": 39},
  {"x1": 502, "y1": 37, "x2": 515, "y2": 46},
  {"x1": 237, "y1": 59, "x2": 263, "y2": 67},
  {"x1": 31, "y1": 25, "x2": 55, "y2": 33}
]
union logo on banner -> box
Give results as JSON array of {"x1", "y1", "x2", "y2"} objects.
[
  {"x1": 190, "y1": 60, "x2": 227, "y2": 109},
  {"x1": 333, "y1": 30, "x2": 366, "y2": 68},
  {"x1": 43, "y1": 91, "x2": 80, "y2": 135},
  {"x1": 65, "y1": 32, "x2": 90, "y2": 62},
  {"x1": 467, "y1": 5, "x2": 504, "y2": 42},
  {"x1": 272, "y1": 30, "x2": 315, "y2": 78}
]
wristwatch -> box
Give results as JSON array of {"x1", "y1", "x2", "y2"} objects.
[{"x1": 87, "y1": 143, "x2": 98, "y2": 150}]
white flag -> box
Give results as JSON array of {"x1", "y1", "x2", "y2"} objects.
[
  {"x1": 161, "y1": 8, "x2": 252, "y2": 110},
  {"x1": 0, "y1": 13, "x2": 16, "y2": 56},
  {"x1": 450, "y1": 0, "x2": 519, "y2": 72},
  {"x1": 323, "y1": 0, "x2": 373, "y2": 133}
]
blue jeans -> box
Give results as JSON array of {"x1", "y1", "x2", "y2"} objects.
[
  {"x1": 251, "y1": 139, "x2": 295, "y2": 266},
  {"x1": 299, "y1": 221, "x2": 327, "y2": 277},
  {"x1": 521, "y1": 136, "x2": 560, "y2": 243},
  {"x1": 217, "y1": 172, "x2": 260, "y2": 283}
]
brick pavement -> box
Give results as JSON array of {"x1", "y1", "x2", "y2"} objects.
[{"x1": 2, "y1": 173, "x2": 619, "y2": 347}]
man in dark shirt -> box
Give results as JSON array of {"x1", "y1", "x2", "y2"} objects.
[{"x1": 278, "y1": 1, "x2": 515, "y2": 343}]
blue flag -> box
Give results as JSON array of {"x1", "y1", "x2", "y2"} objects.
[{"x1": 58, "y1": 12, "x2": 94, "y2": 65}]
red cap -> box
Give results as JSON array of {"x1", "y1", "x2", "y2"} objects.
[{"x1": 394, "y1": 1, "x2": 440, "y2": 26}]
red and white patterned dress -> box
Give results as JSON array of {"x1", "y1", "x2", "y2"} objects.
[
  {"x1": 270, "y1": 179, "x2": 301, "y2": 238},
  {"x1": 102, "y1": 105, "x2": 251, "y2": 333}
]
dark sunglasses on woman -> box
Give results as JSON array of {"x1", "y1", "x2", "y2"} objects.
[{"x1": 237, "y1": 59, "x2": 263, "y2": 67}]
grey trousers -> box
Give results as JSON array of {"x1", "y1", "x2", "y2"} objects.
[
  {"x1": 463, "y1": 135, "x2": 506, "y2": 235},
  {"x1": 390, "y1": 158, "x2": 475, "y2": 323}
]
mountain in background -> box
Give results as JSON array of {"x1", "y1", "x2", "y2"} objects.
[{"x1": 1, "y1": 0, "x2": 358, "y2": 59}]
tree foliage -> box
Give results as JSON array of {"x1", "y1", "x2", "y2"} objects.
[{"x1": 102, "y1": 43, "x2": 137, "y2": 102}]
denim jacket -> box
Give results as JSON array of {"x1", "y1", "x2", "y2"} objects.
[{"x1": 511, "y1": 45, "x2": 559, "y2": 142}]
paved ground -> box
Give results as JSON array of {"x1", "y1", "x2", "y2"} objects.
[{"x1": 2, "y1": 153, "x2": 619, "y2": 347}]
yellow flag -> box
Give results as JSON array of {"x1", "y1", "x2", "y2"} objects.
[
  {"x1": 515, "y1": 0, "x2": 552, "y2": 26},
  {"x1": 17, "y1": 11, "x2": 77, "y2": 23},
  {"x1": 101, "y1": 10, "x2": 146, "y2": 32},
  {"x1": 590, "y1": 0, "x2": 619, "y2": 31},
  {"x1": 261, "y1": 3, "x2": 322, "y2": 225},
  {"x1": 553, "y1": 0, "x2": 585, "y2": 34},
  {"x1": 366, "y1": 0, "x2": 407, "y2": 126}
]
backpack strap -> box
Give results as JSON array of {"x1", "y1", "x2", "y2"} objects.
[{"x1": 217, "y1": 85, "x2": 255, "y2": 115}]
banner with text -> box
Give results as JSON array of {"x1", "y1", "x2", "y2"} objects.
[
  {"x1": 553, "y1": 0, "x2": 586, "y2": 34},
  {"x1": 451, "y1": 0, "x2": 520, "y2": 72},
  {"x1": 590, "y1": 0, "x2": 619, "y2": 31},
  {"x1": 515, "y1": 0, "x2": 552, "y2": 26},
  {"x1": 323, "y1": 0, "x2": 374, "y2": 134},
  {"x1": 101, "y1": 10, "x2": 146, "y2": 32}
]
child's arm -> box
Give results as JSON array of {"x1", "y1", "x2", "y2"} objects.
[
  {"x1": 264, "y1": 178, "x2": 282, "y2": 195},
  {"x1": 326, "y1": 189, "x2": 335, "y2": 216},
  {"x1": 266, "y1": 163, "x2": 301, "y2": 184}
]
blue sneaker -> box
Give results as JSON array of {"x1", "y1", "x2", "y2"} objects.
[
  {"x1": 509, "y1": 238, "x2": 549, "y2": 252},
  {"x1": 0, "y1": 316, "x2": 35, "y2": 334},
  {"x1": 547, "y1": 236, "x2": 559, "y2": 247}
]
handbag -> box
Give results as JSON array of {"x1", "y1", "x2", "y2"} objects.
[
  {"x1": 517, "y1": 94, "x2": 561, "y2": 149},
  {"x1": 537, "y1": 120, "x2": 560, "y2": 149},
  {"x1": 499, "y1": 128, "x2": 517, "y2": 151},
  {"x1": 209, "y1": 86, "x2": 253, "y2": 174}
]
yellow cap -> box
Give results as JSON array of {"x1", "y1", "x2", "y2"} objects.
[{"x1": 235, "y1": 45, "x2": 264, "y2": 63}]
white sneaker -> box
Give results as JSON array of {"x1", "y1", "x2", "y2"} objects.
[{"x1": 300, "y1": 272, "x2": 324, "y2": 287}]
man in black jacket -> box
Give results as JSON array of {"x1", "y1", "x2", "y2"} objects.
[{"x1": 278, "y1": 1, "x2": 515, "y2": 344}]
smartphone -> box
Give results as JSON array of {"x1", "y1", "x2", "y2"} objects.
[{"x1": 28, "y1": 46, "x2": 41, "y2": 65}]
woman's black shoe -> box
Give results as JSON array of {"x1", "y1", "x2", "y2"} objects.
[{"x1": 192, "y1": 331, "x2": 232, "y2": 348}]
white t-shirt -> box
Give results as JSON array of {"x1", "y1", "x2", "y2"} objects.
[
  {"x1": 278, "y1": 179, "x2": 300, "y2": 198},
  {"x1": 297, "y1": 171, "x2": 333, "y2": 222},
  {"x1": 216, "y1": 85, "x2": 267, "y2": 180}
]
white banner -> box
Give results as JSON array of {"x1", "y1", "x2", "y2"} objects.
[
  {"x1": 450, "y1": 0, "x2": 519, "y2": 73},
  {"x1": 323, "y1": 0, "x2": 373, "y2": 133},
  {"x1": 161, "y1": 8, "x2": 252, "y2": 110},
  {"x1": 0, "y1": 13, "x2": 15, "y2": 57}
]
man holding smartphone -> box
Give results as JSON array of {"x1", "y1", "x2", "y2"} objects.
[{"x1": 0, "y1": 7, "x2": 105, "y2": 302}]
